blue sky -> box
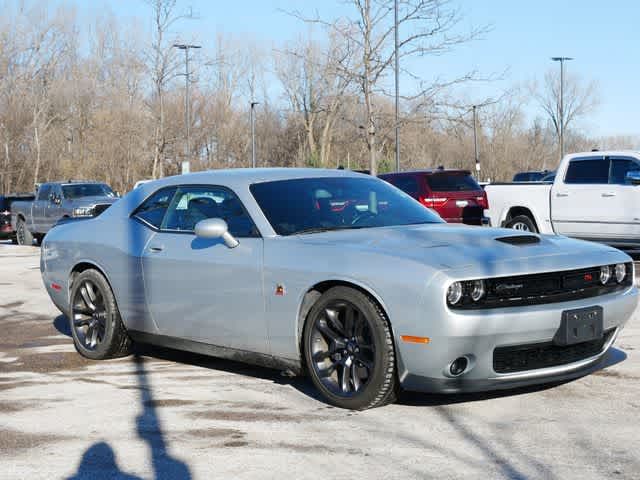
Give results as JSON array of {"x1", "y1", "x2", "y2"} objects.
[{"x1": 73, "y1": 0, "x2": 639, "y2": 137}]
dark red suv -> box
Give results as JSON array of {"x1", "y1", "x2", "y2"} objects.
[{"x1": 379, "y1": 169, "x2": 488, "y2": 225}]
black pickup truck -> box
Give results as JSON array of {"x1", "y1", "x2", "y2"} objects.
[{"x1": 1, "y1": 194, "x2": 35, "y2": 243}]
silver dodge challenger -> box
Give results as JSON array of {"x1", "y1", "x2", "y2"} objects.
[{"x1": 40, "y1": 168, "x2": 638, "y2": 410}]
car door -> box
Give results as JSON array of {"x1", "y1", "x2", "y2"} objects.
[
  {"x1": 138, "y1": 184, "x2": 267, "y2": 354},
  {"x1": 552, "y1": 156, "x2": 611, "y2": 238},
  {"x1": 32, "y1": 184, "x2": 51, "y2": 233},
  {"x1": 601, "y1": 156, "x2": 640, "y2": 241},
  {"x1": 43, "y1": 185, "x2": 62, "y2": 232}
]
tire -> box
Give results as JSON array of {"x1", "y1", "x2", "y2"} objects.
[
  {"x1": 505, "y1": 215, "x2": 538, "y2": 233},
  {"x1": 16, "y1": 219, "x2": 33, "y2": 245},
  {"x1": 69, "y1": 269, "x2": 132, "y2": 360},
  {"x1": 303, "y1": 286, "x2": 398, "y2": 410}
]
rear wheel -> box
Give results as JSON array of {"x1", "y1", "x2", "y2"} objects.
[
  {"x1": 69, "y1": 269, "x2": 132, "y2": 360},
  {"x1": 303, "y1": 286, "x2": 398, "y2": 410},
  {"x1": 506, "y1": 215, "x2": 537, "y2": 233},
  {"x1": 16, "y1": 219, "x2": 33, "y2": 245}
]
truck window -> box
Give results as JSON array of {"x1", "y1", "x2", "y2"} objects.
[
  {"x1": 37, "y1": 185, "x2": 51, "y2": 201},
  {"x1": 426, "y1": 173, "x2": 481, "y2": 191},
  {"x1": 610, "y1": 158, "x2": 640, "y2": 184},
  {"x1": 564, "y1": 159, "x2": 610, "y2": 184}
]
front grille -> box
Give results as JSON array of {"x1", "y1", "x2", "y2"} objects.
[
  {"x1": 493, "y1": 328, "x2": 614, "y2": 374},
  {"x1": 451, "y1": 263, "x2": 633, "y2": 309}
]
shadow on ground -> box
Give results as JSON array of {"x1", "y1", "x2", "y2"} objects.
[{"x1": 52, "y1": 315, "x2": 628, "y2": 410}]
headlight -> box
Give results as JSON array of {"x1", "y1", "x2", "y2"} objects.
[
  {"x1": 600, "y1": 265, "x2": 611, "y2": 285},
  {"x1": 447, "y1": 282, "x2": 463, "y2": 305},
  {"x1": 614, "y1": 263, "x2": 626, "y2": 283},
  {"x1": 470, "y1": 280, "x2": 486, "y2": 301},
  {"x1": 72, "y1": 206, "x2": 93, "y2": 217}
]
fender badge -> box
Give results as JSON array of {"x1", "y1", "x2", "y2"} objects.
[{"x1": 275, "y1": 284, "x2": 286, "y2": 296}]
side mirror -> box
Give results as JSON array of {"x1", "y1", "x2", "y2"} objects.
[
  {"x1": 194, "y1": 218, "x2": 239, "y2": 248},
  {"x1": 51, "y1": 195, "x2": 61, "y2": 205},
  {"x1": 625, "y1": 170, "x2": 640, "y2": 185}
]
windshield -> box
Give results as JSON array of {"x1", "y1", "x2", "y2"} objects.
[
  {"x1": 250, "y1": 176, "x2": 443, "y2": 235},
  {"x1": 426, "y1": 173, "x2": 481, "y2": 191},
  {"x1": 62, "y1": 184, "x2": 115, "y2": 199}
]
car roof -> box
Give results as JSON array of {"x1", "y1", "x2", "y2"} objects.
[
  {"x1": 141, "y1": 167, "x2": 368, "y2": 189},
  {"x1": 380, "y1": 169, "x2": 471, "y2": 176}
]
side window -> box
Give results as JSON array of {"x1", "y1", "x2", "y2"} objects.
[
  {"x1": 133, "y1": 187, "x2": 177, "y2": 229},
  {"x1": 162, "y1": 185, "x2": 259, "y2": 237},
  {"x1": 37, "y1": 185, "x2": 51, "y2": 201},
  {"x1": 610, "y1": 158, "x2": 639, "y2": 184},
  {"x1": 564, "y1": 159, "x2": 610, "y2": 184},
  {"x1": 393, "y1": 176, "x2": 420, "y2": 198}
]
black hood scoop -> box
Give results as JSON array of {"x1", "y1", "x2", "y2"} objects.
[{"x1": 496, "y1": 235, "x2": 540, "y2": 245}]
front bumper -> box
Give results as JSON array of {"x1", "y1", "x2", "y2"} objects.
[{"x1": 397, "y1": 286, "x2": 638, "y2": 393}]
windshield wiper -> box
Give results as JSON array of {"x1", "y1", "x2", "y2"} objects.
[{"x1": 294, "y1": 225, "x2": 368, "y2": 235}]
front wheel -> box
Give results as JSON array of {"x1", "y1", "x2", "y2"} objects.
[
  {"x1": 505, "y1": 215, "x2": 538, "y2": 233},
  {"x1": 303, "y1": 286, "x2": 398, "y2": 410},
  {"x1": 69, "y1": 269, "x2": 132, "y2": 360}
]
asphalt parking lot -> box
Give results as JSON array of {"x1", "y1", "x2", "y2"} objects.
[{"x1": 1, "y1": 242, "x2": 640, "y2": 480}]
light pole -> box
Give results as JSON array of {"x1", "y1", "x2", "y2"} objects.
[
  {"x1": 551, "y1": 56, "x2": 573, "y2": 161},
  {"x1": 250, "y1": 101, "x2": 259, "y2": 168},
  {"x1": 472, "y1": 105, "x2": 479, "y2": 174},
  {"x1": 173, "y1": 44, "x2": 201, "y2": 166},
  {"x1": 394, "y1": 0, "x2": 400, "y2": 172}
]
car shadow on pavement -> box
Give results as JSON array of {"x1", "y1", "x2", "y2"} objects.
[{"x1": 52, "y1": 314, "x2": 629, "y2": 410}]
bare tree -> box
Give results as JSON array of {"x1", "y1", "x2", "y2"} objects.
[
  {"x1": 294, "y1": 0, "x2": 487, "y2": 174},
  {"x1": 275, "y1": 33, "x2": 352, "y2": 167},
  {"x1": 145, "y1": 0, "x2": 183, "y2": 179},
  {"x1": 533, "y1": 69, "x2": 599, "y2": 166}
]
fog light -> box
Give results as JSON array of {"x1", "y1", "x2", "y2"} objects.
[
  {"x1": 615, "y1": 263, "x2": 626, "y2": 283},
  {"x1": 470, "y1": 280, "x2": 486, "y2": 302},
  {"x1": 450, "y1": 357, "x2": 468, "y2": 376},
  {"x1": 600, "y1": 265, "x2": 611, "y2": 285},
  {"x1": 447, "y1": 282, "x2": 463, "y2": 305}
]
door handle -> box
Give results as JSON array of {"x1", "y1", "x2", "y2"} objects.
[
  {"x1": 555, "y1": 192, "x2": 569, "y2": 197},
  {"x1": 148, "y1": 246, "x2": 164, "y2": 252},
  {"x1": 601, "y1": 192, "x2": 616, "y2": 197}
]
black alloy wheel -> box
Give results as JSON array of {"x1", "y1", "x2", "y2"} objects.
[
  {"x1": 72, "y1": 278, "x2": 107, "y2": 351},
  {"x1": 304, "y1": 286, "x2": 398, "y2": 410},
  {"x1": 309, "y1": 299, "x2": 375, "y2": 396},
  {"x1": 69, "y1": 269, "x2": 132, "y2": 360}
]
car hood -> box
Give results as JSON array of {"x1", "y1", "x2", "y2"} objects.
[{"x1": 295, "y1": 223, "x2": 626, "y2": 274}]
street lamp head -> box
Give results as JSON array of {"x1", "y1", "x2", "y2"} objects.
[
  {"x1": 173, "y1": 44, "x2": 202, "y2": 50},
  {"x1": 551, "y1": 57, "x2": 574, "y2": 62}
]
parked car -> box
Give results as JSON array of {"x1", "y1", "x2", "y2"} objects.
[
  {"x1": 0, "y1": 193, "x2": 35, "y2": 242},
  {"x1": 485, "y1": 151, "x2": 640, "y2": 251},
  {"x1": 379, "y1": 169, "x2": 488, "y2": 225},
  {"x1": 11, "y1": 180, "x2": 118, "y2": 245},
  {"x1": 512, "y1": 170, "x2": 552, "y2": 182},
  {"x1": 41, "y1": 168, "x2": 637, "y2": 410}
]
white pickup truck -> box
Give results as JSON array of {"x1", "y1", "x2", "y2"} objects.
[{"x1": 484, "y1": 151, "x2": 640, "y2": 251}]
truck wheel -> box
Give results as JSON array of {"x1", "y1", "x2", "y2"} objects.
[
  {"x1": 506, "y1": 215, "x2": 537, "y2": 233},
  {"x1": 16, "y1": 219, "x2": 33, "y2": 245}
]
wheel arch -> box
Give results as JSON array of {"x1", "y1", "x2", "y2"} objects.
[
  {"x1": 68, "y1": 261, "x2": 114, "y2": 300},
  {"x1": 505, "y1": 206, "x2": 539, "y2": 231},
  {"x1": 296, "y1": 279, "x2": 394, "y2": 361}
]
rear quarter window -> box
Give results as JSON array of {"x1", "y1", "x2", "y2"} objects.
[{"x1": 426, "y1": 174, "x2": 481, "y2": 192}]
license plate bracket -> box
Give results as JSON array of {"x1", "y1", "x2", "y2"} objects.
[{"x1": 554, "y1": 306, "x2": 603, "y2": 346}]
